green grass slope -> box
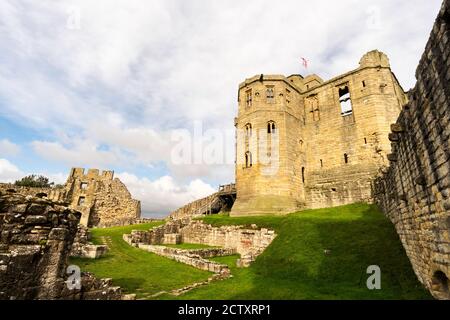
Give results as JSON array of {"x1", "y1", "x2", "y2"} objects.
[
  {"x1": 69, "y1": 222, "x2": 212, "y2": 299},
  {"x1": 180, "y1": 203, "x2": 431, "y2": 300},
  {"x1": 70, "y1": 203, "x2": 432, "y2": 300}
]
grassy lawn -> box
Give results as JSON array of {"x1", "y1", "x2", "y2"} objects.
[
  {"x1": 69, "y1": 222, "x2": 213, "y2": 299},
  {"x1": 70, "y1": 203, "x2": 432, "y2": 300},
  {"x1": 171, "y1": 203, "x2": 431, "y2": 300}
]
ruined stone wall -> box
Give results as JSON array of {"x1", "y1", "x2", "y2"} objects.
[
  {"x1": 180, "y1": 221, "x2": 275, "y2": 264},
  {"x1": 64, "y1": 168, "x2": 141, "y2": 227},
  {"x1": 304, "y1": 52, "x2": 406, "y2": 209},
  {"x1": 373, "y1": 0, "x2": 450, "y2": 300},
  {"x1": 0, "y1": 168, "x2": 141, "y2": 228},
  {"x1": 0, "y1": 183, "x2": 67, "y2": 202},
  {"x1": 0, "y1": 193, "x2": 125, "y2": 299},
  {"x1": 231, "y1": 50, "x2": 406, "y2": 216},
  {"x1": 127, "y1": 219, "x2": 277, "y2": 267}
]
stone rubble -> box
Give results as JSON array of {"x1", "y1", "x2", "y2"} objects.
[{"x1": 0, "y1": 192, "x2": 132, "y2": 300}]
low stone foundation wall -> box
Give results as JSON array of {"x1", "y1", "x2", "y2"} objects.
[
  {"x1": 128, "y1": 242, "x2": 233, "y2": 275},
  {"x1": 125, "y1": 218, "x2": 276, "y2": 267},
  {"x1": 70, "y1": 225, "x2": 108, "y2": 259}
]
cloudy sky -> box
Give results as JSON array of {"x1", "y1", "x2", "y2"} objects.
[{"x1": 0, "y1": 0, "x2": 442, "y2": 217}]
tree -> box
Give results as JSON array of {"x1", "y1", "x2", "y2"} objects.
[{"x1": 14, "y1": 175, "x2": 54, "y2": 188}]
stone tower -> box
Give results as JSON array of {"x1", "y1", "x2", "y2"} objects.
[{"x1": 231, "y1": 50, "x2": 408, "y2": 216}]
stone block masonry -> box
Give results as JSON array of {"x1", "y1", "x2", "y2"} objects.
[
  {"x1": 0, "y1": 167, "x2": 141, "y2": 228},
  {"x1": 373, "y1": 0, "x2": 450, "y2": 300},
  {"x1": 125, "y1": 218, "x2": 277, "y2": 268},
  {"x1": 0, "y1": 193, "x2": 130, "y2": 300}
]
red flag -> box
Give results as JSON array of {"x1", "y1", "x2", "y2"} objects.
[{"x1": 300, "y1": 57, "x2": 308, "y2": 69}]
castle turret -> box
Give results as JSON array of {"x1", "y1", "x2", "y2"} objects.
[{"x1": 230, "y1": 75, "x2": 306, "y2": 216}]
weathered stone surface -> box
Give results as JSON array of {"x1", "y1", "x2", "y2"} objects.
[
  {"x1": 125, "y1": 219, "x2": 276, "y2": 268},
  {"x1": 373, "y1": 0, "x2": 450, "y2": 300},
  {"x1": 230, "y1": 48, "x2": 407, "y2": 216},
  {"x1": 0, "y1": 167, "x2": 141, "y2": 228},
  {"x1": 0, "y1": 193, "x2": 129, "y2": 300},
  {"x1": 69, "y1": 225, "x2": 108, "y2": 259}
]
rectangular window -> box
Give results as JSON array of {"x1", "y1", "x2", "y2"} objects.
[
  {"x1": 306, "y1": 95, "x2": 320, "y2": 121},
  {"x1": 80, "y1": 182, "x2": 88, "y2": 190},
  {"x1": 339, "y1": 85, "x2": 353, "y2": 116},
  {"x1": 245, "y1": 89, "x2": 252, "y2": 107},
  {"x1": 266, "y1": 86, "x2": 275, "y2": 103},
  {"x1": 77, "y1": 196, "x2": 86, "y2": 206}
]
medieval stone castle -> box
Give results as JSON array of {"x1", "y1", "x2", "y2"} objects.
[
  {"x1": 0, "y1": 0, "x2": 448, "y2": 300},
  {"x1": 231, "y1": 50, "x2": 407, "y2": 216}
]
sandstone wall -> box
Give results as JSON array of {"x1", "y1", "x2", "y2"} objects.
[
  {"x1": 127, "y1": 219, "x2": 276, "y2": 267},
  {"x1": 0, "y1": 168, "x2": 141, "y2": 228},
  {"x1": 0, "y1": 193, "x2": 126, "y2": 300},
  {"x1": 231, "y1": 49, "x2": 406, "y2": 216},
  {"x1": 62, "y1": 168, "x2": 141, "y2": 227},
  {"x1": 373, "y1": 0, "x2": 450, "y2": 300},
  {"x1": 0, "y1": 183, "x2": 67, "y2": 202}
]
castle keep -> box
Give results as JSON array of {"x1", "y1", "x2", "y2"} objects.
[{"x1": 231, "y1": 50, "x2": 407, "y2": 216}]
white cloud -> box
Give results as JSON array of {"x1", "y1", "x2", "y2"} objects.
[
  {"x1": 0, "y1": 139, "x2": 21, "y2": 156},
  {"x1": 0, "y1": 0, "x2": 443, "y2": 194},
  {"x1": 0, "y1": 158, "x2": 24, "y2": 182},
  {"x1": 116, "y1": 172, "x2": 216, "y2": 217}
]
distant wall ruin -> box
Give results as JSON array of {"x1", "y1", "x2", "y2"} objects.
[
  {"x1": 0, "y1": 167, "x2": 141, "y2": 228},
  {"x1": 373, "y1": 0, "x2": 450, "y2": 300}
]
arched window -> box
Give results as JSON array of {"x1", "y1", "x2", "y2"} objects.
[
  {"x1": 245, "y1": 123, "x2": 252, "y2": 138},
  {"x1": 267, "y1": 121, "x2": 276, "y2": 134},
  {"x1": 339, "y1": 85, "x2": 353, "y2": 115},
  {"x1": 344, "y1": 153, "x2": 349, "y2": 164},
  {"x1": 245, "y1": 151, "x2": 252, "y2": 168}
]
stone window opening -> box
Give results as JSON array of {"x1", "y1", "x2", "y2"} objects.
[
  {"x1": 266, "y1": 86, "x2": 275, "y2": 103},
  {"x1": 344, "y1": 153, "x2": 349, "y2": 164},
  {"x1": 245, "y1": 151, "x2": 252, "y2": 168},
  {"x1": 431, "y1": 271, "x2": 449, "y2": 297},
  {"x1": 245, "y1": 89, "x2": 252, "y2": 107},
  {"x1": 267, "y1": 121, "x2": 276, "y2": 134},
  {"x1": 286, "y1": 89, "x2": 291, "y2": 104},
  {"x1": 339, "y1": 86, "x2": 353, "y2": 116},
  {"x1": 320, "y1": 159, "x2": 323, "y2": 168},
  {"x1": 362, "y1": 80, "x2": 366, "y2": 87},
  {"x1": 364, "y1": 138, "x2": 367, "y2": 144},
  {"x1": 78, "y1": 196, "x2": 86, "y2": 206},
  {"x1": 245, "y1": 123, "x2": 252, "y2": 138},
  {"x1": 301, "y1": 167, "x2": 305, "y2": 184},
  {"x1": 307, "y1": 94, "x2": 320, "y2": 122},
  {"x1": 80, "y1": 182, "x2": 88, "y2": 190}
]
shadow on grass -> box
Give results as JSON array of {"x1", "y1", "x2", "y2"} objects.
[{"x1": 188, "y1": 203, "x2": 431, "y2": 300}]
